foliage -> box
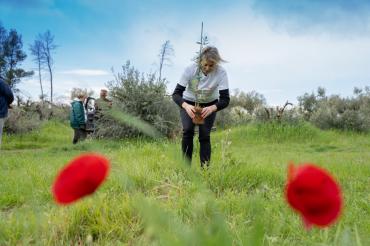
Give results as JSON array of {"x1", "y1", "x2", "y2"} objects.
[
  {"x1": 230, "y1": 89, "x2": 266, "y2": 114},
  {"x1": 94, "y1": 61, "x2": 180, "y2": 139},
  {"x1": 216, "y1": 90, "x2": 266, "y2": 127},
  {"x1": 4, "y1": 103, "x2": 69, "y2": 134},
  {"x1": 4, "y1": 106, "x2": 41, "y2": 134},
  {"x1": 298, "y1": 87, "x2": 370, "y2": 132},
  {"x1": 0, "y1": 23, "x2": 33, "y2": 91}
]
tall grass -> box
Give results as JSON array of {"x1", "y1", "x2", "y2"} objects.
[{"x1": 0, "y1": 121, "x2": 369, "y2": 245}]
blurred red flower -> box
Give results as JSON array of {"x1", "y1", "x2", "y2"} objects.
[
  {"x1": 285, "y1": 163, "x2": 342, "y2": 229},
  {"x1": 52, "y1": 153, "x2": 110, "y2": 205}
]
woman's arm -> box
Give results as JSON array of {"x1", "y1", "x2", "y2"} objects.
[
  {"x1": 172, "y1": 83, "x2": 196, "y2": 119},
  {"x1": 215, "y1": 89, "x2": 230, "y2": 111},
  {"x1": 201, "y1": 89, "x2": 230, "y2": 118},
  {"x1": 172, "y1": 83, "x2": 186, "y2": 107}
]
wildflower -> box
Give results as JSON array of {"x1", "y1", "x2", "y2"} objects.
[
  {"x1": 52, "y1": 153, "x2": 110, "y2": 205},
  {"x1": 285, "y1": 163, "x2": 342, "y2": 228}
]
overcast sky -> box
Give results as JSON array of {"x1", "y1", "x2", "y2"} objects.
[{"x1": 1, "y1": 0, "x2": 370, "y2": 105}]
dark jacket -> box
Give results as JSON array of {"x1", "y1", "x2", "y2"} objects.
[
  {"x1": 70, "y1": 99, "x2": 86, "y2": 129},
  {"x1": 0, "y1": 78, "x2": 14, "y2": 118}
]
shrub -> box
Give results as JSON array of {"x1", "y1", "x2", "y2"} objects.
[
  {"x1": 297, "y1": 86, "x2": 370, "y2": 132},
  {"x1": 3, "y1": 101, "x2": 70, "y2": 135},
  {"x1": 306, "y1": 87, "x2": 370, "y2": 132},
  {"x1": 4, "y1": 107, "x2": 41, "y2": 134},
  {"x1": 216, "y1": 90, "x2": 266, "y2": 128},
  {"x1": 309, "y1": 106, "x2": 337, "y2": 130},
  {"x1": 230, "y1": 89, "x2": 266, "y2": 114},
  {"x1": 94, "y1": 61, "x2": 180, "y2": 139}
]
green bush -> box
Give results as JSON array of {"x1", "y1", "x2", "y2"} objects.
[
  {"x1": 4, "y1": 107, "x2": 41, "y2": 134},
  {"x1": 230, "y1": 89, "x2": 266, "y2": 114},
  {"x1": 94, "y1": 61, "x2": 180, "y2": 139},
  {"x1": 216, "y1": 90, "x2": 266, "y2": 128},
  {"x1": 4, "y1": 102, "x2": 70, "y2": 135},
  {"x1": 299, "y1": 87, "x2": 370, "y2": 132}
]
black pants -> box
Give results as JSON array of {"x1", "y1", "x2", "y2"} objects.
[
  {"x1": 180, "y1": 108, "x2": 217, "y2": 166},
  {"x1": 73, "y1": 128, "x2": 87, "y2": 144}
]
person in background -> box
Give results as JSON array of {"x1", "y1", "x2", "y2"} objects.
[
  {"x1": 70, "y1": 91, "x2": 87, "y2": 144},
  {"x1": 0, "y1": 77, "x2": 14, "y2": 149},
  {"x1": 95, "y1": 89, "x2": 112, "y2": 110},
  {"x1": 95, "y1": 89, "x2": 112, "y2": 121},
  {"x1": 172, "y1": 46, "x2": 230, "y2": 168}
]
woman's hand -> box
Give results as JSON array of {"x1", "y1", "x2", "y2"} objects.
[
  {"x1": 201, "y1": 105, "x2": 217, "y2": 119},
  {"x1": 182, "y1": 102, "x2": 196, "y2": 119}
]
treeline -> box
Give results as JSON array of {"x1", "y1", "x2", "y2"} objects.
[
  {"x1": 2, "y1": 22, "x2": 370, "y2": 137},
  {"x1": 0, "y1": 22, "x2": 57, "y2": 103},
  {"x1": 5, "y1": 59, "x2": 370, "y2": 136}
]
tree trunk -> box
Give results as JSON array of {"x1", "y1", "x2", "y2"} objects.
[
  {"x1": 38, "y1": 59, "x2": 44, "y2": 102},
  {"x1": 47, "y1": 57, "x2": 53, "y2": 103}
]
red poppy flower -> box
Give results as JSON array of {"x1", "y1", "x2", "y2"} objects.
[
  {"x1": 285, "y1": 163, "x2": 342, "y2": 228},
  {"x1": 52, "y1": 153, "x2": 110, "y2": 205}
]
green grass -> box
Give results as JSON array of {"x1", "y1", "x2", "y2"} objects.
[{"x1": 0, "y1": 121, "x2": 369, "y2": 245}]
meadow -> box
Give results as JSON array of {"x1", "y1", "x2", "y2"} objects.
[{"x1": 0, "y1": 121, "x2": 369, "y2": 245}]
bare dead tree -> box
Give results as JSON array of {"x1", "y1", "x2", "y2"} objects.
[
  {"x1": 276, "y1": 101, "x2": 293, "y2": 120},
  {"x1": 264, "y1": 107, "x2": 271, "y2": 120},
  {"x1": 264, "y1": 101, "x2": 293, "y2": 121},
  {"x1": 39, "y1": 30, "x2": 57, "y2": 103},
  {"x1": 158, "y1": 40, "x2": 174, "y2": 81},
  {"x1": 29, "y1": 40, "x2": 45, "y2": 102}
]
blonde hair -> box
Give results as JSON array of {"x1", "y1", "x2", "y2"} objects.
[
  {"x1": 77, "y1": 93, "x2": 86, "y2": 99},
  {"x1": 71, "y1": 88, "x2": 87, "y2": 99},
  {"x1": 200, "y1": 46, "x2": 226, "y2": 64}
]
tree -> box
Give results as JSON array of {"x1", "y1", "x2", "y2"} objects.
[
  {"x1": 29, "y1": 39, "x2": 46, "y2": 101},
  {"x1": 0, "y1": 24, "x2": 6, "y2": 73},
  {"x1": 231, "y1": 89, "x2": 266, "y2": 114},
  {"x1": 38, "y1": 30, "x2": 57, "y2": 103},
  {"x1": 317, "y1": 86, "x2": 326, "y2": 99},
  {"x1": 158, "y1": 40, "x2": 174, "y2": 81},
  {"x1": 0, "y1": 23, "x2": 33, "y2": 91}
]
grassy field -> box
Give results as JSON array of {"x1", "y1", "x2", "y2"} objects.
[{"x1": 0, "y1": 121, "x2": 369, "y2": 245}]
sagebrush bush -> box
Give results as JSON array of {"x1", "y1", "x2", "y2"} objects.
[
  {"x1": 4, "y1": 103, "x2": 70, "y2": 135},
  {"x1": 339, "y1": 109, "x2": 367, "y2": 131},
  {"x1": 4, "y1": 107, "x2": 41, "y2": 134},
  {"x1": 216, "y1": 106, "x2": 252, "y2": 128},
  {"x1": 49, "y1": 104, "x2": 70, "y2": 122},
  {"x1": 309, "y1": 106, "x2": 337, "y2": 130},
  {"x1": 230, "y1": 89, "x2": 266, "y2": 113},
  {"x1": 94, "y1": 61, "x2": 180, "y2": 139},
  {"x1": 216, "y1": 90, "x2": 266, "y2": 128},
  {"x1": 299, "y1": 86, "x2": 370, "y2": 132},
  {"x1": 313, "y1": 100, "x2": 370, "y2": 132}
]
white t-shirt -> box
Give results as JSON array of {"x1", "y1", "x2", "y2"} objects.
[{"x1": 179, "y1": 63, "x2": 229, "y2": 103}]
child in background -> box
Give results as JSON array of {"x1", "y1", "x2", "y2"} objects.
[{"x1": 70, "y1": 92, "x2": 87, "y2": 144}]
